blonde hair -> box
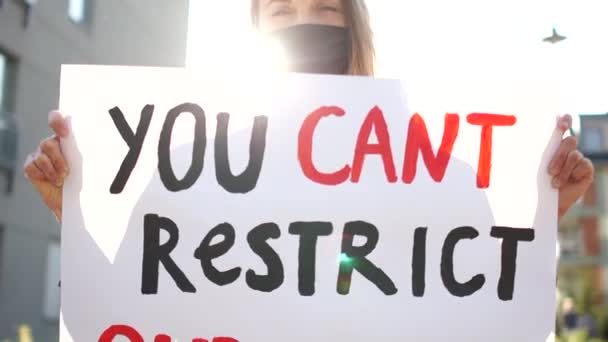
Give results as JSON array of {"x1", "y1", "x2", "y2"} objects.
[{"x1": 250, "y1": 0, "x2": 375, "y2": 76}]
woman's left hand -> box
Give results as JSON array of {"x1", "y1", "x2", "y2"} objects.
[{"x1": 549, "y1": 114, "x2": 595, "y2": 220}]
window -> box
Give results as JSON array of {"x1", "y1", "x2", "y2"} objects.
[
  {"x1": 581, "y1": 126, "x2": 603, "y2": 153},
  {"x1": 68, "y1": 0, "x2": 87, "y2": 23},
  {"x1": 0, "y1": 53, "x2": 6, "y2": 111},
  {"x1": 0, "y1": 51, "x2": 16, "y2": 194},
  {"x1": 42, "y1": 240, "x2": 60, "y2": 320},
  {"x1": 0, "y1": 225, "x2": 4, "y2": 289},
  {"x1": 559, "y1": 227, "x2": 584, "y2": 257},
  {"x1": 0, "y1": 49, "x2": 16, "y2": 117}
]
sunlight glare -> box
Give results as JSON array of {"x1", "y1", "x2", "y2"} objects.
[{"x1": 186, "y1": 1, "x2": 287, "y2": 130}]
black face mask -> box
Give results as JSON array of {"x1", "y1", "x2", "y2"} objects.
[{"x1": 270, "y1": 24, "x2": 351, "y2": 75}]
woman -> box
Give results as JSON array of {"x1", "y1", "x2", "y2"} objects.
[{"x1": 24, "y1": 0, "x2": 593, "y2": 222}]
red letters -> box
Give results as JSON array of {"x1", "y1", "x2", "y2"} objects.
[
  {"x1": 154, "y1": 337, "x2": 236, "y2": 342},
  {"x1": 99, "y1": 325, "x2": 144, "y2": 342},
  {"x1": 466, "y1": 113, "x2": 517, "y2": 188},
  {"x1": 351, "y1": 106, "x2": 397, "y2": 183},
  {"x1": 402, "y1": 113, "x2": 459, "y2": 184},
  {"x1": 298, "y1": 106, "x2": 351, "y2": 185},
  {"x1": 98, "y1": 325, "x2": 238, "y2": 342},
  {"x1": 298, "y1": 107, "x2": 516, "y2": 189}
]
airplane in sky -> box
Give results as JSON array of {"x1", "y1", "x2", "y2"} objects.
[{"x1": 543, "y1": 28, "x2": 567, "y2": 44}]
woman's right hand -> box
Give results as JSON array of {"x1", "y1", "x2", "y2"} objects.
[{"x1": 24, "y1": 111, "x2": 69, "y2": 222}]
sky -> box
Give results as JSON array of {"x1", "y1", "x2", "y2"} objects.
[{"x1": 186, "y1": 1, "x2": 608, "y2": 117}]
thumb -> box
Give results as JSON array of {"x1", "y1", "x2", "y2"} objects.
[{"x1": 557, "y1": 114, "x2": 573, "y2": 135}]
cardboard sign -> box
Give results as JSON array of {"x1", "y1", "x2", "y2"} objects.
[{"x1": 59, "y1": 65, "x2": 560, "y2": 342}]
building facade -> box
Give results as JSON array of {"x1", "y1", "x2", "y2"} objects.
[
  {"x1": 0, "y1": 1, "x2": 188, "y2": 340},
  {"x1": 558, "y1": 114, "x2": 608, "y2": 326}
]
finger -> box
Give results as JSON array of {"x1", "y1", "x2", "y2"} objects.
[
  {"x1": 33, "y1": 152, "x2": 59, "y2": 185},
  {"x1": 557, "y1": 114, "x2": 572, "y2": 134},
  {"x1": 48, "y1": 111, "x2": 69, "y2": 137},
  {"x1": 554, "y1": 150, "x2": 583, "y2": 188},
  {"x1": 39, "y1": 136, "x2": 68, "y2": 177},
  {"x1": 24, "y1": 154, "x2": 46, "y2": 180},
  {"x1": 571, "y1": 158, "x2": 594, "y2": 181},
  {"x1": 548, "y1": 136, "x2": 577, "y2": 176}
]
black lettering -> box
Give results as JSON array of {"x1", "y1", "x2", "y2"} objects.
[
  {"x1": 141, "y1": 214, "x2": 196, "y2": 294},
  {"x1": 441, "y1": 226, "x2": 485, "y2": 297},
  {"x1": 412, "y1": 227, "x2": 427, "y2": 297},
  {"x1": 109, "y1": 105, "x2": 154, "y2": 194},
  {"x1": 246, "y1": 222, "x2": 284, "y2": 292},
  {"x1": 490, "y1": 226, "x2": 535, "y2": 301},
  {"x1": 337, "y1": 221, "x2": 397, "y2": 295},
  {"x1": 215, "y1": 113, "x2": 268, "y2": 193},
  {"x1": 288, "y1": 222, "x2": 333, "y2": 296},
  {"x1": 194, "y1": 223, "x2": 241, "y2": 286},
  {"x1": 158, "y1": 103, "x2": 206, "y2": 191}
]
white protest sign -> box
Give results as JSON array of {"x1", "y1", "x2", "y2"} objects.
[{"x1": 59, "y1": 65, "x2": 560, "y2": 342}]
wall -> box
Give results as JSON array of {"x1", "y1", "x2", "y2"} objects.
[{"x1": 0, "y1": 1, "x2": 189, "y2": 340}]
